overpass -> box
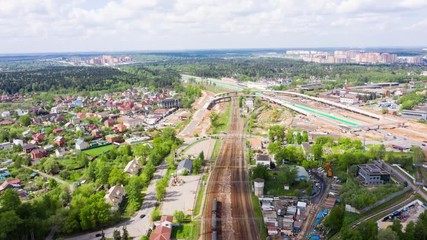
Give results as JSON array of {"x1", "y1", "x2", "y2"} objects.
[
  {"x1": 261, "y1": 90, "x2": 384, "y2": 120},
  {"x1": 205, "y1": 92, "x2": 310, "y2": 116},
  {"x1": 207, "y1": 91, "x2": 362, "y2": 127}
]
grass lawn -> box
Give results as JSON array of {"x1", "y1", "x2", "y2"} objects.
[
  {"x1": 193, "y1": 174, "x2": 208, "y2": 216},
  {"x1": 60, "y1": 157, "x2": 84, "y2": 170},
  {"x1": 263, "y1": 169, "x2": 311, "y2": 196},
  {"x1": 210, "y1": 139, "x2": 222, "y2": 163},
  {"x1": 210, "y1": 101, "x2": 232, "y2": 134},
  {"x1": 83, "y1": 144, "x2": 117, "y2": 157},
  {"x1": 171, "y1": 223, "x2": 193, "y2": 239},
  {"x1": 252, "y1": 194, "x2": 267, "y2": 240}
]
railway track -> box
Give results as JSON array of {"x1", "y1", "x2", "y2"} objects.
[{"x1": 202, "y1": 99, "x2": 260, "y2": 240}]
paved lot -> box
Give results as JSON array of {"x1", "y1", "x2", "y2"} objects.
[
  {"x1": 162, "y1": 175, "x2": 202, "y2": 216},
  {"x1": 183, "y1": 138, "x2": 216, "y2": 160}
]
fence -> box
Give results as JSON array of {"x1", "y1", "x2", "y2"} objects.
[{"x1": 359, "y1": 186, "x2": 411, "y2": 214}]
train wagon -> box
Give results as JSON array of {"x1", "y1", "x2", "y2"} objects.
[
  {"x1": 212, "y1": 214, "x2": 217, "y2": 231},
  {"x1": 212, "y1": 230, "x2": 217, "y2": 240},
  {"x1": 212, "y1": 197, "x2": 218, "y2": 214}
]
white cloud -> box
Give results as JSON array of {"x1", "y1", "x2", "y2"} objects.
[{"x1": 0, "y1": 0, "x2": 426, "y2": 53}]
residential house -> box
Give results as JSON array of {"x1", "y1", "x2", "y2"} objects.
[
  {"x1": 70, "y1": 117, "x2": 80, "y2": 125},
  {"x1": 54, "y1": 136, "x2": 65, "y2": 146},
  {"x1": 31, "y1": 149, "x2": 47, "y2": 160},
  {"x1": 91, "y1": 129, "x2": 103, "y2": 138},
  {"x1": 1, "y1": 111, "x2": 11, "y2": 118},
  {"x1": 177, "y1": 159, "x2": 193, "y2": 175},
  {"x1": 249, "y1": 137, "x2": 263, "y2": 151},
  {"x1": 55, "y1": 148, "x2": 68, "y2": 158},
  {"x1": 13, "y1": 139, "x2": 24, "y2": 146},
  {"x1": 22, "y1": 129, "x2": 33, "y2": 138},
  {"x1": 106, "y1": 134, "x2": 122, "y2": 143},
  {"x1": 0, "y1": 142, "x2": 13, "y2": 150},
  {"x1": 75, "y1": 139, "x2": 89, "y2": 150},
  {"x1": 43, "y1": 144, "x2": 55, "y2": 152},
  {"x1": 0, "y1": 179, "x2": 21, "y2": 192},
  {"x1": 150, "y1": 216, "x2": 173, "y2": 240},
  {"x1": 104, "y1": 185, "x2": 125, "y2": 210},
  {"x1": 15, "y1": 109, "x2": 26, "y2": 116},
  {"x1": 104, "y1": 119, "x2": 115, "y2": 127},
  {"x1": 76, "y1": 112, "x2": 86, "y2": 119},
  {"x1": 0, "y1": 119, "x2": 14, "y2": 126},
  {"x1": 51, "y1": 106, "x2": 63, "y2": 114},
  {"x1": 0, "y1": 168, "x2": 11, "y2": 181},
  {"x1": 301, "y1": 142, "x2": 313, "y2": 160},
  {"x1": 113, "y1": 124, "x2": 127, "y2": 133},
  {"x1": 52, "y1": 128, "x2": 63, "y2": 134},
  {"x1": 33, "y1": 133, "x2": 46, "y2": 143},
  {"x1": 22, "y1": 144, "x2": 37, "y2": 153},
  {"x1": 124, "y1": 158, "x2": 141, "y2": 175},
  {"x1": 256, "y1": 154, "x2": 271, "y2": 168}
]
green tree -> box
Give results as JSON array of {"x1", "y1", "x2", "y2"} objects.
[
  {"x1": 174, "y1": 210, "x2": 185, "y2": 224},
  {"x1": 282, "y1": 165, "x2": 297, "y2": 185},
  {"x1": 108, "y1": 168, "x2": 126, "y2": 186},
  {"x1": 311, "y1": 144, "x2": 323, "y2": 161},
  {"x1": 388, "y1": 219, "x2": 403, "y2": 239},
  {"x1": 252, "y1": 164, "x2": 269, "y2": 180},
  {"x1": 0, "y1": 189, "x2": 21, "y2": 211},
  {"x1": 296, "y1": 132, "x2": 302, "y2": 145},
  {"x1": 325, "y1": 204, "x2": 345, "y2": 235},
  {"x1": 403, "y1": 221, "x2": 415, "y2": 240},
  {"x1": 193, "y1": 157, "x2": 202, "y2": 174},
  {"x1": 377, "y1": 228, "x2": 398, "y2": 240},
  {"x1": 302, "y1": 131, "x2": 309, "y2": 142},
  {"x1": 268, "y1": 125, "x2": 285, "y2": 142},
  {"x1": 19, "y1": 115, "x2": 31, "y2": 126},
  {"x1": 358, "y1": 221, "x2": 378, "y2": 240},
  {"x1": 340, "y1": 226, "x2": 363, "y2": 240},
  {"x1": 286, "y1": 130, "x2": 294, "y2": 144},
  {"x1": 151, "y1": 207, "x2": 161, "y2": 221},
  {"x1": 126, "y1": 176, "x2": 143, "y2": 213},
  {"x1": 0, "y1": 211, "x2": 23, "y2": 240},
  {"x1": 42, "y1": 158, "x2": 60, "y2": 174}
]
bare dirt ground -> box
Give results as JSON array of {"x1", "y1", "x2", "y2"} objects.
[
  {"x1": 183, "y1": 139, "x2": 217, "y2": 160},
  {"x1": 179, "y1": 90, "x2": 215, "y2": 138}
]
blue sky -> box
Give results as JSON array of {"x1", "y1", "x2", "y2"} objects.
[{"x1": 0, "y1": 0, "x2": 426, "y2": 53}]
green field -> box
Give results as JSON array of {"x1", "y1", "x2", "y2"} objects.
[{"x1": 83, "y1": 144, "x2": 117, "y2": 157}]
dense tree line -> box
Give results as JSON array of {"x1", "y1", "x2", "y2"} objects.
[
  {"x1": 326, "y1": 204, "x2": 427, "y2": 240},
  {"x1": 143, "y1": 57, "x2": 426, "y2": 85},
  {"x1": 0, "y1": 65, "x2": 181, "y2": 94}
]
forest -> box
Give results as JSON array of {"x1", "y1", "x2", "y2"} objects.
[
  {"x1": 142, "y1": 57, "x2": 427, "y2": 86},
  {"x1": 0, "y1": 65, "x2": 181, "y2": 94}
]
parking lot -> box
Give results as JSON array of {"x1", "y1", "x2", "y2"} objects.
[{"x1": 161, "y1": 175, "x2": 202, "y2": 216}]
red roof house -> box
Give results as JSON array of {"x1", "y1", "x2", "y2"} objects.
[{"x1": 150, "y1": 216, "x2": 173, "y2": 240}]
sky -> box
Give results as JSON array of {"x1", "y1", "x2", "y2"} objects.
[{"x1": 0, "y1": 0, "x2": 426, "y2": 54}]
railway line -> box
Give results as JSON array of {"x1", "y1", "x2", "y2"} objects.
[{"x1": 202, "y1": 99, "x2": 260, "y2": 240}]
